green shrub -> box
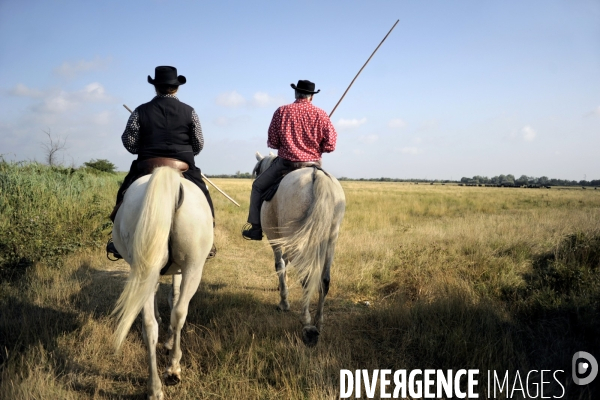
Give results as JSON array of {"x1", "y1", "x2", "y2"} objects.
[
  {"x1": 0, "y1": 161, "x2": 119, "y2": 274},
  {"x1": 83, "y1": 159, "x2": 117, "y2": 174}
]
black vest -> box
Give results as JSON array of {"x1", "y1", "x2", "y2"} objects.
[{"x1": 136, "y1": 97, "x2": 196, "y2": 167}]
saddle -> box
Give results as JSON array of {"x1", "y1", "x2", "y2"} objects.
[
  {"x1": 109, "y1": 157, "x2": 188, "y2": 222},
  {"x1": 261, "y1": 160, "x2": 329, "y2": 202},
  {"x1": 137, "y1": 157, "x2": 188, "y2": 175},
  {"x1": 107, "y1": 157, "x2": 216, "y2": 267}
]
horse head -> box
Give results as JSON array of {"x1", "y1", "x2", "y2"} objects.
[{"x1": 252, "y1": 151, "x2": 277, "y2": 178}]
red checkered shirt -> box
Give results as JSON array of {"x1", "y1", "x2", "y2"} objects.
[{"x1": 267, "y1": 98, "x2": 337, "y2": 162}]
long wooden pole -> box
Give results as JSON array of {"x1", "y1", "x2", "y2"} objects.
[
  {"x1": 123, "y1": 104, "x2": 241, "y2": 207},
  {"x1": 329, "y1": 19, "x2": 399, "y2": 118}
]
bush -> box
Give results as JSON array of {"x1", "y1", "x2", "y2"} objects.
[
  {"x1": 503, "y1": 232, "x2": 600, "y2": 309},
  {"x1": 0, "y1": 161, "x2": 119, "y2": 275},
  {"x1": 83, "y1": 159, "x2": 116, "y2": 174}
]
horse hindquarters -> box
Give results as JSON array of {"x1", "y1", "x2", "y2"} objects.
[
  {"x1": 162, "y1": 179, "x2": 213, "y2": 385},
  {"x1": 275, "y1": 169, "x2": 345, "y2": 346},
  {"x1": 111, "y1": 167, "x2": 182, "y2": 399},
  {"x1": 304, "y1": 175, "x2": 345, "y2": 346}
]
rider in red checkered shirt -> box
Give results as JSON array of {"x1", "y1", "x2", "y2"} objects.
[{"x1": 242, "y1": 80, "x2": 337, "y2": 240}]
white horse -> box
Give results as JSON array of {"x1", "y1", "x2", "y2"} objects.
[
  {"x1": 253, "y1": 152, "x2": 346, "y2": 346},
  {"x1": 111, "y1": 166, "x2": 213, "y2": 400}
]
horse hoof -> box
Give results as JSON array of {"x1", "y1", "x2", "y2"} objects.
[
  {"x1": 163, "y1": 372, "x2": 181, "y2": 386},
  {"x1": 277, "y1": 302, "x2": 290, "y2": 312},
  {"x1": 302, "y1": 326, "x2": 320, "y2": 347}
]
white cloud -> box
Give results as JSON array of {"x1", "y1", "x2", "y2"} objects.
[
  {"x1": 395, "y1": 146, "x2": 421, "y2": 154},
  {"x1": 336, "y1": 117, "x2": 367, "y2": 130},
  {"x1": 76, "y1": 82, "x2": 111, "y2": 102},
  {"x1": 1, "y1": 81, "x2": 131, "y2": 169},
  {"x1": 521, "y1": 125, "x2": 536, "y2": 141},
  {"x1": 251, "y1": 92, "x2": 285, "y2": 108},
  {"x1": 388, "y1": 118, "x2": 407, "y2": 129},
  {"x1": 252, "y1": 92, "x2": 271, "y2": 107},
  {"x1": 214, "y1": 91, "x2": 284, "y2": 109},
  {"x1": 216, "y1": 91, "x2": 246, "y2": 108},
  {"x1": 31, "y1": 90, "x2": 75, "y2": 114},
  {"x1": 54, "y1": 56, "x2": 111, "y2": 78},
  {"x1": 29, "y1": 82, "x2": 113, "y2": 114},
  {"x1": 358, "y1": 134, "x2": 379, "y2": 144},
  {"x1": 9, "y1": 84, "x2": 45, "y2": 98}
]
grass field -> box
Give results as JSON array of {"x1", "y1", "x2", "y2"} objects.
[{"x1": 1, "y1": 164, "x2": 599, "y2": 399}]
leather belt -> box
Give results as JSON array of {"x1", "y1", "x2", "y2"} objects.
[{"x1": 281, "y1": 159, "x2": 322, "y2": 169}]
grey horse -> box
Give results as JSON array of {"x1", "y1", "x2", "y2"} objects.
[
  {"x1": 253, "y1": 151, "x2": 346, "y2": 346},
  {"x1": 111, "y1": 166, "x2": 213, "y2": 399}
]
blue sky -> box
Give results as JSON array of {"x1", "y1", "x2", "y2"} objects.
[{"x1": 0, "y1": 0, "x2": 598, "y2": 180}]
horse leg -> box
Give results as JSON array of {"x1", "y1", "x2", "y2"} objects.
[
  {"x1": 154, "y1": 289, "x2": 162, "y2": 326},
  {"x1": 301, "y1": 239, "x2": 337, "y2": 347},
  {"x1": 274, "y1": 246, "x2": 289, "y2": 311},
  {"x1": 163, "y1": 269, "x2": 203, "y2": 386},
  {"x1": 299, "y1": 273, "x2": 321, "y2": 347},
  {"x1": 164, "y1": 274, "x2": 182, "y2": 352},
  {"x1": 300, "y1": 282, "x2": 319, "y2": 347},
  {"x1": 315, "y1": 241, "x2": 335, "y2": 333},
  {"x1": 142, "y1": 285, "x2": 163, "y2": 400}
]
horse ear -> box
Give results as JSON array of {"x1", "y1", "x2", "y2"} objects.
[
  {"x1": 256, "y1": 151, "x2": 264, "y2": 161},
  {"x1": 269, "y1": 151, "x2": 275, "y2": 156}
]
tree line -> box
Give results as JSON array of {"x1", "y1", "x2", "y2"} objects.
[
  {"x1": 31, "y1": 148, "x2": 599, "y2": 188},
  {"x1": 203, "y1": 172, "x2": 598, "y2": 187},
  {"x1": 335, "y1": 174, "x2": 599, "y2": 187},
  {"x1": 459, "y1": 174, "x2": 599, "y2": 187},
  {"x1": 37, "y1": 131, "x2": 597, "y2": 186}
]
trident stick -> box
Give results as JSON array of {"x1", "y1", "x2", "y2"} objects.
[
  {"x1": 329, "y1": 19, "x2": 399, "y2": 117},
  {"x1": 123, "y1": 104, "x2": 241, "y2": 207}
]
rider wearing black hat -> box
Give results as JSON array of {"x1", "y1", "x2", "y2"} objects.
[{"x1": 107, "y1": 66, "x2": 215, "y2": 258}]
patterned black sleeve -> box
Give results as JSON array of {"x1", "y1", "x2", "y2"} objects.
[
  {"x1": 191, "y1": 109, "x2": 204, "y2": 155},
  {"x1": 121, "y1": 110, "x2": 140, "y2": 154}
]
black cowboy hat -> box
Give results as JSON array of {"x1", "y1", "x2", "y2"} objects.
[
  {"x1": 290, "y1": 80, "x2": 320, "y2": 94},
  {"x1": 147, "y1": 66, "x2": 186, "y2": 86}
]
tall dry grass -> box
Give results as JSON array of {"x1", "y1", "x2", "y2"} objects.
[{"x1": 1, "y1": 171, "x2": 599, "y2": 399}]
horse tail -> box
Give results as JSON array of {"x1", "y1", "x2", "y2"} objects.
[
  {"x1": 279, "y1": 169, "x2": 337, "y2": 311},
  {"x1": 112, "y1": 166, "x2": 181, "y2": 351}
]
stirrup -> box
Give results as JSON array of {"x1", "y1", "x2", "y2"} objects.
[
  {"x1": 241, "y1": 223, "x2": 263, "y2": 241},
  {"x1": 207, "y1": 244, "x2": 217, "y2": 259},
  {"x1": 106, "y1": 237, "x2": 122, "y2": 261}
]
